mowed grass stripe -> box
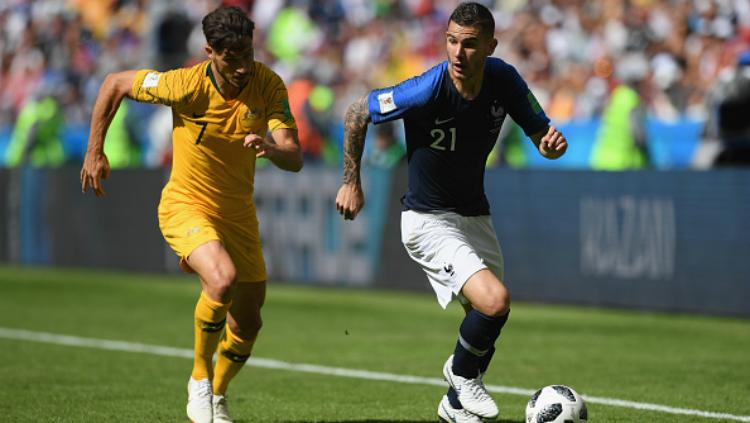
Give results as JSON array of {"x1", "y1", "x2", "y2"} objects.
[{"x1": 2, "y1": 327, "x2": 748, "y2": 423}]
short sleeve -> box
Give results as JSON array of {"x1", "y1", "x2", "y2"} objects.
[
  {"x1": 131, "y1": 68, "x2": 196, "y2": 108},
  {"x1": 367, "y1": 64, "x2": 443, "y2": 124},
  {"x1": 501, "y1": 64, "x2": 550, "y2": 136},
  {"x1": 265, "y1": 73, "x2": 297, "y2": 132}
]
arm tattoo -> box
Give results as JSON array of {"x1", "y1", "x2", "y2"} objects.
[{"x1": 342, "y1": 95, "x2": 371, "y2": 185}]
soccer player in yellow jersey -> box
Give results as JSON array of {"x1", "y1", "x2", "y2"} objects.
[{"x1": 79, "y1": 7, "x2": 302, "y2": 423}]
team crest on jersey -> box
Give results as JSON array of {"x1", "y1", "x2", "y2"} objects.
[
  {"x1": 244, "y1": 108, "x2": 259, "y2": 120},
  {"x1": 489, "y1": 100, "x2": 505, "y2": 133},
  {"x1": 241, "y1": 107, "x2": 262, "y2": 129},
  {"x1": 490, "y1": 101, "x2": 504, "y2": 117}
]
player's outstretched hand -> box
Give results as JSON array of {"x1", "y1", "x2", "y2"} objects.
[
  {"x1": 244, "y1": 133, "x2": 274, "y2": 159},
  {"x1": 80, "y1": 151, "x2": 110, "y2": 197},
  {"x1": 538, "y1": 126, "x2": 567, "y2": 159},
  {"x1": 336, "y1": 183, "x2": 365, "y2": 220}
]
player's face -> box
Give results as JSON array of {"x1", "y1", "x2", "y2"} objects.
[
  {"x1": 445, "y1": 21, "x2": 497, "y2": 81},
  {"x1": 210, "y1": 37, "x2": 255, "y2": 88}
]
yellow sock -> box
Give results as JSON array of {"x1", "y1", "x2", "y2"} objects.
[
  {"x1": 191, "y1": 291, "x2": 231, "y2": 381},
  {"x1": 213, "y1": 324, "x2": 256, "y2": 395}
]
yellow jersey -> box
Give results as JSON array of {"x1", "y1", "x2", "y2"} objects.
[{"x1": 131, "y1": 60, "x2": 297, "y2": 217}]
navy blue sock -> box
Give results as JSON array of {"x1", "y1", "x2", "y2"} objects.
[
  {"x1": 452, "y1": 309, "x2": 509, "y2": 378},
  {"x1": 479, "y1": 345, "x2": 496, "y2": 375}
]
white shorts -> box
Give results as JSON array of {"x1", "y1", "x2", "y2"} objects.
[{"x1": 401, "y1": 210, "x2": 504, "y2": 309}]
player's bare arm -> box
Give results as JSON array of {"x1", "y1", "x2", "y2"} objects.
[
  {"x1": 244, "y1": 128, "x2": 303, "y2": 172},
  {"x1": 80, "y1": 70, "x2": 138, "y2": 196},
  {"x1": 531, "y1": 125, "x2": 568, "y2": 160},
  {"x1": 335, "y1": 94, "x2": 371, "y2": 220}
]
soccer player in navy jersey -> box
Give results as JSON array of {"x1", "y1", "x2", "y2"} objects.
[{"x1": 335, "y1": 2, "x2": 567, "y2": 422}]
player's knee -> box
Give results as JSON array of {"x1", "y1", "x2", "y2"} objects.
[
  {"x1": 484, "y1": 290, "x2": 511, "y2": 317},
  {"x1": 204, "y1": 266, "x2": 237, "y2": 299}
]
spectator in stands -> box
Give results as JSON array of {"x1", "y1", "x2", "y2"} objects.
[
  {"x1": 102, "y1": 99, "x2": 141, "y2": 168},
  {"x1": 287, "y1": 76, "x2": 326, "y2": 160},
  {"x1": 4, "y1": 89, "x2": 65, "y2": 168},
  {"x1": 695, "y1": 49, "x2": 750, "y2": 167},
  {"x1": 1, "y1": 1, "x2": 749, "y2": 168},
  {"x1": 363, "y1": 122, "x2": 404, "y2": 169},
  {"x1": 490, "y1": 119, "x2": 528, "y2": 169},
  {"x1": 590, "y1": 52, "x2": 651, "y2": 170},
  {"x1": 711, "y1": 50, "x2": 750, "y2": 166}
]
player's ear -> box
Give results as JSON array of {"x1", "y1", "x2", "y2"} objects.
[
  {"x1": 205, "y1": 44, "x2": 214, "y2": 58},
  {"x1": 488, "y1": 37, "x2": 498, "y2": 56}
]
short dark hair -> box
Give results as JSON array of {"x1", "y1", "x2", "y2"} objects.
[
  {"x1": 202, "y1": 6, "x2": 255, "y2": 52},
  {"x1": 449, "y1": 2, "x2": 495, "y2": 37}
]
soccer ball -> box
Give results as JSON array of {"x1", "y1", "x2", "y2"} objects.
[{"x1": 525, "y1": 385, "x2": 588, "y2": 423}]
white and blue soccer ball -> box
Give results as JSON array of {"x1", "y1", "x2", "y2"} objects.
[{"x1": 525, "y1": 385, "x2": 588, "y2": 422}]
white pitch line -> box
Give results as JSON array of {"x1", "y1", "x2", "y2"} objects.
[{"x1": 1, "y1": 327, "x2": 748, "y2": 422}]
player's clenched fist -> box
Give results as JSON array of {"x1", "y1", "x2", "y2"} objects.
[
  {"x1": 335, "y1": 183, "x2": 365, "y2": 220},
  {"x1": 538, "y1": 125, "x2": 567, "y2": 159}
]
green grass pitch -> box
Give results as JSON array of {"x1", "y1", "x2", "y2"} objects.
[{"x1": 0, "y1": 265, "x2": 748, "y2": 422}]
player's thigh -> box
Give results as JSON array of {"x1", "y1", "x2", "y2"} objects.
[
  {"x1": 227, "y1": 281, "x2": 266, "y2": 339},
  {"x1": 220, "y1": 220, "x2": 267, "y2": 283},
  {"x1": 460, "y1": 215, "x2": 509, "y2": 314},
  {"x1": 187, "y1": 240, "x2": 237, "y2": 287},
  {"x1": 401, "y1": 211, "x2": 488, "y2": 308},
  {"x1": 469, "y1": 215, "x2": 505, "y2": 281},
  {"x1": 159, "y1": 205, "x2": 225, "y2": 274}
]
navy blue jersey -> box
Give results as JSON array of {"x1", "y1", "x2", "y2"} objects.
[{"x1": 367, "y1": 58, "x2": 549, "y2": 216}]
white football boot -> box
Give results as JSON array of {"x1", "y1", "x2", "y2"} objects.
[
  {"x1": 186, "y1": 377, "x2": 213, "y2": 423},
  {"x1": 438, "y1": 395, "x2": 485, "y2": 423},
  {"x1": 212, "y1": 394, "x2": 234, "y2": 423},
  {"x1": 442, "y1": 355, "x2": 499, "y2": 419}
]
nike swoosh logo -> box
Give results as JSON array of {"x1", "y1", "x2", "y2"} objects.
[
  {"x1": 192, "y1": 112, "x2": 206, "y2": 118},
  {"x1": 435, "y1": 116, "x2": 455, "y2": 125}
]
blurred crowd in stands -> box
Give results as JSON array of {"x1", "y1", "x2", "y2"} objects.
[{"x1": 1, "y1": 0, "x2": 749, "y2": 169}]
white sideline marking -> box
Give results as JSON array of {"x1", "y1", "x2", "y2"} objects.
[{"x1": 1, "y1": 327, "x2": 749, "y2": 422}]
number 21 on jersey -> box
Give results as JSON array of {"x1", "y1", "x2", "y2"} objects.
[{"x1": 430, "y1": 127, "x2": 456, "y2": 151}]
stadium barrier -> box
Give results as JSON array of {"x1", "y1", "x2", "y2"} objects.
[
  {"x1": 379, "y1": 165, "x2": 750, "y2": 317},
  {"x1": 0, "y1": 165, "x2": 393, "y2": 283},
  {"x1": 1, "y1": 165, "x2": 748, "y2": 316},
  {"x1": 2, "y1": 166, "x2": 166, "y2": 271},
  {"x1": 487, "y1": 168, "x2": 750, "y2": 316}
]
